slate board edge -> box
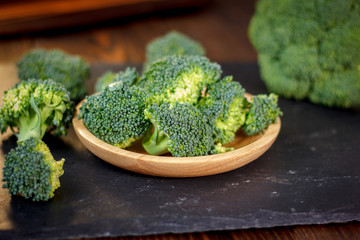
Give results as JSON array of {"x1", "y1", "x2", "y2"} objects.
[{"x1": 1, "y1": 213, "x2": 359, "y2": 240}]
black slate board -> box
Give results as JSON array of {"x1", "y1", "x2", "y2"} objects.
[{"x1": 0, "y1": 63, "x2": 359, "y2": 240}]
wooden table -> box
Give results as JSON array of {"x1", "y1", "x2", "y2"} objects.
[{"x1": 0, "y1": 0, "x2": 359, "y2": 239}]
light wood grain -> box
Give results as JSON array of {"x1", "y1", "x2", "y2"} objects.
[{"x1": 72, "y1": 93, "x2": 281, "y2": 177}]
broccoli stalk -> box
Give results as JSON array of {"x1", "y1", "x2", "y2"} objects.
[
  {"x1": 2, "y1": 137, "x2": 65, "y2": 201},
  {"x1": 142, "y1": 124, "x2": 169, "y2": 156}
]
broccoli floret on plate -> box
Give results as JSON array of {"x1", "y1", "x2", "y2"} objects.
[
  {"x1": 142, "y1": 102, "x2": 215, "y2": 157},
  {"x1": 79, "y1": 82, "x2": 150, "y2": 149},
  {"x1": 143, "y1": 55, "x2": 222, "y2": 105}
]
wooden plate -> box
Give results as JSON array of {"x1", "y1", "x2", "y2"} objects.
[{"x1": 72, "y1": 94, "x2": 281, "y2": 177}]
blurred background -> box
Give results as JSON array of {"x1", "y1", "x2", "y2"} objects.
[{"x1": 0, "y1": 0, "x2": 257, "y2": 64}]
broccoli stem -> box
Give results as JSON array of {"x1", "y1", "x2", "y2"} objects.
[
  {"x1": 15, "y1": 95, "x2": 53, "y2": 142},
  {"x1": 142, "y1": 125, "x2": 169, "y2": 156}
]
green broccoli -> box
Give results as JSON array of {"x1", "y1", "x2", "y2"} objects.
[
  {"x1": 94, "y1": 71, "x2": 117, "y2": 93},
  {"x1": 242, "y1": 93, "x2": 282, "y2": 135},
  {"x1": 197, "y1": 76, "x2": 249, "y2": 145},
  {"x1": 143, "y1": 55, "x2": 222, "y2": 105},
  {"x1": 2, "y1": 137, "x2": 65, "y2": 201},
  {"x1": 248, "y1": 0, "x2": 360, "y2": 108},
  {"x1": 0, "y1": 79, "x2": 74, "y2": 142},
  {"x1": 94, "y1": 67, "x2": 139, "y2": 92},
  {"x1": 143, "y1": 31, "x2": 206, "y2": 72},
  {"x1": 79, "y1": 82, "x2": 150, "y2": 148},
  {"x1": 17, "y1": 49, "x2": 90, "y2": 102},
  {"x1": 142, "y1": 102, "x2": 215, "y2": 157}
]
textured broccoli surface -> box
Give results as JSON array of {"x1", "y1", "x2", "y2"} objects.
[
  {"x1": 143, "y1": 55, "x2": 222, "y2": 105},
  {"x1": 0, "y1": 79, "x2": 74, "y2": 142},
  {"x1": 94, "y1": 67, "x2": 139, "y2": 92},
  {"x1": 249, "y1": 0, "x2": 360, "y2": 108},
  {"x1": 197, "y1": 76, "x2": 249, "y2": 144},
  {"x1": 242, "y1": 93, "x2": 282, "y2": 135},
  {"x1": 17, "y1": 49, "x2": 90, "y2": 102},
  {"x1": 142, "y1": 102, "x2": 214, "y2": 157},
  {"x1": 79, "y1": 82, "x2": 150, "y2": 148},
  {"x1": 143, "y1": 31, "x2": 205, "y2": 72},
  {"x1": 2, "y1": 137, "x2": 65, "y2": 201}
]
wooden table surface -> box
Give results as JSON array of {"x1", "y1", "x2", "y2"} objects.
[{"x1": 0, "y1": 0, "x2": 359, "y2": 239}]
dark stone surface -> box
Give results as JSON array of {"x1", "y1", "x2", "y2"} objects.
[{"x1": 0, "y1": 63, "x2": 359, "y2": 239}]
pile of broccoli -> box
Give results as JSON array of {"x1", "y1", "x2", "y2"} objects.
[
  {"x1": 1, "y1": 31, "x2": 282, "y2": 201},
  {"x1": 0, "y1": 48, "x2": 90, "y2": 201},
  {"x1": 85, "y1": 32, "x2": 282, "y2": 157},
  {"x1": 0, "y1": 79, "x2": 75, "y2": 201},
  {"x1": 248, "y1": 0, "x2": 360, "y2": 108}
]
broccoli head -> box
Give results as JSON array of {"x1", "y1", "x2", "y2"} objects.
[
  {"x1": 2, "y1": 137, "x2": 65, "y2": 201},
  {"x1": 242, "y1": 93, "x2": 282, "y2": 136},
  {"x1": 79, "y1": 82, "x2": 150, "y2": 148},
  {"x1": 17, "y1": 49, "x2": 90, "y2": 102},
  {"x1": 142, "y1": 102, "x2": 214, "y2": 157},
  {"x1": 0, "y1": 79, "x2": 74, "y2": 142},
  {"x1": 94, "y1": 67, "x2": 139, "y2": 92},
  {"x1": 143, "y1": 55, "x2": 222, "y2": 105},
  {"x1": 143, "y1": 31, "x2": 206, "y2": 72},
  {"x1": 197, "y1": 76, "x2": 249, "y2": 145},
  {"x1": 248, "y1": 0, "x2": 360, "y2": 108}
]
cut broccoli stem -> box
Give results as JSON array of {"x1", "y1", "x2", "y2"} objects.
[
  {"x1": 16, "y1": 95, "x2": 44, "y2": 142},
  {"x1": 16, "y1": 94, "x2": 65, "y2": 142},
  {"x1": 142, "y1": 125, "x2": 169, "y2": 156}
]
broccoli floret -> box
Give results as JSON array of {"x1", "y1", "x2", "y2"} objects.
[
  {"x1": 142, "y1": 102, "x2": 214, "y2": 157},
  {"x1": 17, "y1": 49, "x2": 90, "y2": 102},
  {"x1": 94, "y1": 71, "x2": 117, "y2": 93},
  {"x1": 248, "y1": 0, "x2": 360, "y2": 108},
  {"x1": 2, "y1": 137, "x2": 65, "y2": 201},
  {"x1": 143, "y1": 55, "x2": 222, "y2": 105},
  {"x1": 94, "y1": 67, "x2": 139, "y2": 92},
  {"x1": 242, "y1": 93, "x2": 282, "y2": 136},
  {"x1": 79, "y1": 82, "x2": 150, "y2": 148},
  {"x1": 143, "y1": 31, "x2": 206, "y2": 72},
  {"x1": 0, "y1": 79, "x2": 74, "y2": 142},
  {"x1": 197, "y1": 76, "x2": 249, "y2": 145}
]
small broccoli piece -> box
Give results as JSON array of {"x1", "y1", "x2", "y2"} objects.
[
  {"x1": 143, "y1": 55, "x2": 222, "y2": 105},
  {"x1": 2, "y1": 137, "x2": 65, "y2": 201},
  {"x1": 143, "y1": 31, "x2": 205, "y2": 72},
  {"x1": 17, "y1": 49, "x2": 90, "y2": 102},
  {"x1": 142, "y1": 102, "x2": 214, "y2": 157},
  {"x1": 79, "y1": 82, "x2": 150, "y2": 148},
  {"x1": 94, "y1": 67, "x2": 140, "y2": 92},
  {"x1": 94, "y1": 71, "x2": 117, "y2": 93},
  {"x1": 242, "y1": 93, "x2": 282, "y2": 136},
  {"x1": 197, "y1": 76, "x2": 249, "y2": 145},
  {"x1": 0, "y1": 79, "x2": 74, "y2": 142},
  {"x1": 248, "y1": 0, "x2": 360, "y2": 108}
]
